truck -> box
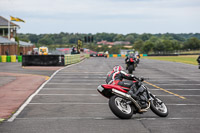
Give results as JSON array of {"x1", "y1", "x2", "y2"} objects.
[{"x1": 39, "y1": 47, "x2": 48, "y2": 55}]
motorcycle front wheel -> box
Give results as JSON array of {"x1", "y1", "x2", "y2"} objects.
[
  {"x1": 150, "y1": 96, "x2": 168, "y2": 117},
  {"x1": 128, "y1": 65, "x2": 134, "y2": 74},
  {"x1": 109, "y1": 95, "x2": 134, "y2": 119}
]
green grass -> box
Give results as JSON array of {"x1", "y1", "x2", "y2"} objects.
[{"x1": 143, "y1": 55, "x2": 199, "y2": 65}]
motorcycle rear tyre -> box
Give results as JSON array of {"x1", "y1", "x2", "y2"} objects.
[{"x1": 109, "y1": 95, "x2": 133, "y2": 119}]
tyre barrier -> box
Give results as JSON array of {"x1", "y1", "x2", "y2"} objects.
[
  {"x1": 11, "y1": 55, "x2": 16, "y2": 62},
  {"x1": 0, "y1": 54, "x2": 89, "y2": 65},
  {"x1": 0, "y1": 55, "x2": 22, "y2": 63},
  {"x1": 1, "y1": 55, "x2": 7, "y2": 62},
  {"x1": 22, "y1": 55, "x2": 65, "y2": 66},
  {"x1": 22, "y1": 54, "x2": 90, "y2": 66}
]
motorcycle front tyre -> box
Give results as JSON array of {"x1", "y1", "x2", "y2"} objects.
[
  {"x1": 128, "y1": 65, "x2": 134, "y2": 74},
  {"x1": 109, "y1": 95, "x2": 134, "y2": 119},
  {"x1": 150, "y1": 97, "x2": 168, "y2": 117}
]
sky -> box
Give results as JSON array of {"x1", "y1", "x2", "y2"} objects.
[{"x1": 0, "y1": 0, "x2": 200, "y2": 34}]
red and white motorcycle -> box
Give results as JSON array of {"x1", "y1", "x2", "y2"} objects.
[{"x1": 97, "y1": 78, "x2": 168, "y2": 119}]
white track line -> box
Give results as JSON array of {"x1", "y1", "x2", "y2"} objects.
[
  {"x1": 36, "y1": 94, "x2": 99, "y2": 96},
  {"x1": 27, "y1": 103, "x2": 200, "y2": 106},
  {"x1": 29, "y1": 103, "x2": 107, "y2": 105},
  {"x1": 7, "y1": 60, "x2": 85, "y2": 122},
  {"x1": 14, "y1": 117, "x2": 200, "y2": 120},
  {"x1": 43, "y1": 88, "x2": 96, "y2": 90},
  {"x1": 48, "y1": 83, "x2": 99, "y2": 84}
]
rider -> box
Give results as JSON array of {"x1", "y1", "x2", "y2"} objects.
[
  {"x1": 106, "y1": 65, "x2": 142, "y2": 99},
  {"x1": 125, "y1": 51, "x2": 136, "y2": 69},
  {"x1": 197, "y1": 55, "x2": 200, "y2": 64}
]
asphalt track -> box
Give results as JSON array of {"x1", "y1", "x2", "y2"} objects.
[{"x1": 0, "y1": 57, "x2": 200, "y2": 133}]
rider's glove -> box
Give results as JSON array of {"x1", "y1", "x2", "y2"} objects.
[{"x1": 138, "y1": 77, "x2": 144, "y2": 82}]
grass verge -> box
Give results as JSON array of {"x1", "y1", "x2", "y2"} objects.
[{"x1": 142, "y1": 55, "x2": 199, "y2": 65}]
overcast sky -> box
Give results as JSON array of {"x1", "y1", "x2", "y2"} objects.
[{"x1": 0, "y1": 0, "x2": 199, "y2": 34}]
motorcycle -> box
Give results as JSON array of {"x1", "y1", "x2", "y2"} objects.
[
  {"x1": 126, "y1": 57, "x2": 136, "y2": 74},
  {"x1": 97, "y1": 78, "x2": 168, "y2": 119}
]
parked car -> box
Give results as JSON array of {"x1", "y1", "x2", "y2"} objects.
[{"x1": 97, "y1": 52, "x2": 105, "y2": 57}]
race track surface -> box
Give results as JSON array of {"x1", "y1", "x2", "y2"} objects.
[{"x1": 0, "y1": 57, "x2": 200, "y2": 133}]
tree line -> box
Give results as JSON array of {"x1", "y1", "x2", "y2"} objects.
[{"x1": 18, "y1": 32, "x2": 200, "y2": 54}]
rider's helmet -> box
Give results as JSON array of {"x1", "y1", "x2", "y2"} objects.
[{"x1": 113, "y1": 65, "x2": 124, "y2": 72}]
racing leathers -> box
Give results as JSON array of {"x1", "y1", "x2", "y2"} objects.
[{"x1": 106, "y1": 69, "x2": 139, "y2": 99}]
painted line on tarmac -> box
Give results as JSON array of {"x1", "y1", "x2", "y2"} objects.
[
  {"x1": 42, "y1": 88, "x2": 200, "y2": 91},
  {"x1": 56, "y1": 74, "x2": 105, "y2": 76},
  {"x1": 43, "y1": 88, "x2": 96, "y2": 90},
  {"x1": 7, "y1": 60, "x2": 85, "y2": 122},
  {"x1": 157, "y1": 95, "x2": 200, "y2": 97},
  {"x1": 146, "y1": 84, "x2": 200, "y2": 85},
  {"x1": 48, "y1": 82, "x2": 99, "y2": 84},
  {"x1": 14, "y1": 117, "x2": 200, "y2": 120},
  {"x1": 150, "y1": 89, "x2": 200, "y2": 90},
  {"x1": 29, "y1": 102, "x2": 107, "y2": 105},
  {"x1": 36, "y1": 94, "x2": 99, "y2": 96},
  {"x1": 144, "y1": 81, "x2": 186, "y2": 99},
  {"x1": 135, "y1": 117, "x2": 200, "y2": 120},
  {"x1": 28, "y1": 103, "x2": 200, "y2": 106},
  {"x1": 166, "y1": 104, "x2": 200, "y2": 106},
  {"x1": 36, "y1": 94, "x2": 200, "y2": 97}
]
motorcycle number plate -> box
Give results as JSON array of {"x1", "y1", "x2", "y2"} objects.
[{"x1": 97, "y1": 85, "x2": 104, "y2": 92}]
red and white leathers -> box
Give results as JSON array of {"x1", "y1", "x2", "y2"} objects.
[{"x1": 106, "y1": 66, "x2": 136, "y2": 88}]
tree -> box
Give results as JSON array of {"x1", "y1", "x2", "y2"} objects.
[
  {"x1": 183, "y1": 37, "x2": 200, "y2": 50},
  {"x1": 125, "y1": 35, "x2": 135, "y2": 43},
  {"x1": 133, "y1": 40, "x2": 144, "y2": 52},
  {"x1": 142, "y1": 41, "x2": 154, "y2": 54}
]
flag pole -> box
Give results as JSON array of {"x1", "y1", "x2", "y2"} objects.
[{"x1": 8, "y1": 18, "x2": 10, "y2": 40}]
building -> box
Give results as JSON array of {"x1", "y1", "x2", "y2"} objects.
[
  {"x1": 97, "y1": 40, "x2": 114, "y2": 45},
  {"x1": 19, "y1": 41, "x2": 35, "y2": 55},
  {"x1": 97, "y1": 40, "x2": 130, "y2": 45},
  {"x1": 0, "y1": 16, "x2": 19, "y2": 39},
  {"x1": 0, "y1": 36, "x2": 18, "y2": 55},
  {"x1": 0, "y1": 16, "x2": 35, "y2": 55}
]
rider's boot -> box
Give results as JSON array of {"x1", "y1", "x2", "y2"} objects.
[{"x1": 127, "y1": 85, "x2": 138, "y2": 100}]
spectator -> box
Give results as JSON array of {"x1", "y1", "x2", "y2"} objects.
[{"x1": 5, "y1": 49, "x2": 9, "y2": 56}]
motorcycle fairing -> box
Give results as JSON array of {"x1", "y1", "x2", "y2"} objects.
[
  {"x1": 97, "y1": 84, "x2": 129, "y2": 98},
  {"x1": 130, "y1": 58, "x2": 134, "y2": 62}
]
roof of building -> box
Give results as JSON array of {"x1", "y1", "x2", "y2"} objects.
[
  {"x1": 19, "y1": 41, "x2": 34, "y2": 47},
  {"x1": 0, "y1": 16, "x2": 19, "y2": 27},
  {"x1": 0, "y1": 36, "x2": 17, "y2": 44}
]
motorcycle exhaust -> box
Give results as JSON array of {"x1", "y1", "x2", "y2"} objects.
[{"x1": 112, "y1": 89, "x2": 149, "y2": 112}]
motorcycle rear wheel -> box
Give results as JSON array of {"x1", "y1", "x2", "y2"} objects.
[
  {"x1": 109, "y1": 95, "x2": 134, "y2": 119},
  {"x1": 150, "y1": 96, "x2": 168, "y2": 117}
]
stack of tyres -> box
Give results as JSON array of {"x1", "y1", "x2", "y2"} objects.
[
  {"x1": 18, "y1": 56, "x2": 22, "y2": 62},
  {"x1": 2, "y1": 55, "x2": 6, "y2": 62},
  {"x1": 11, "y1": 55, "x2": 16, "y2": 62},
  {"x1": 7, "y1": 56, "x2": 11, "y2": 62}
]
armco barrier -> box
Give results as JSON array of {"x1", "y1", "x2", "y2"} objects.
[
  {"x1": 65, "y1": 54, "x2": 80, "y2": 65},
  {"x1": 64, "y1": 54, "x2": 89, "y2": 65},
  {"x1": 22, "y1": 55, "x2": 65, "y2": 66}
]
